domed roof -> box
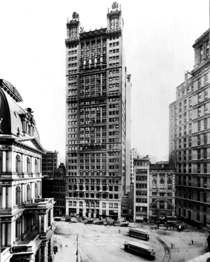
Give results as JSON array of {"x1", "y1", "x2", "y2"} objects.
[{"x1": 0, "y1": 80, "x2": 43, "y2": 152}]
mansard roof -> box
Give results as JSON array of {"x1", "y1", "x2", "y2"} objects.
[{"x1": 0, "y1": 79, "x2": 44, "y2": 154}]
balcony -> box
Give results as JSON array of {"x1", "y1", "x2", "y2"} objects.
[{"x1": 23, "y1": 198, "x2": 55, "y2": 214}]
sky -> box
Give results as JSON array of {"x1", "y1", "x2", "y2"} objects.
[{"x1": 0, "y1": 0, "x2": 209, "y2": 162}]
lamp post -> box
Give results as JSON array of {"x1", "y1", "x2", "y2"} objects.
[{"x1": 76, "y1": 234, "x2": 79, "y2": 262}]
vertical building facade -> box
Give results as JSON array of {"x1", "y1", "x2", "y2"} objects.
[
  {"x1": 130, "y1": 148, "x2": 140, "y2": 183},
  {"x1": 0, "y1": 79, "x2": 55, "y2": 262},
  {"x1": 42, "y1": 163, "x2": 66, "y2": 216},
  {"x1": 42, "y1": 150, "x2": 59, "y2": 177},
  {"x1": 133, "y1": 158, "x2": 150, "y2": 222},
  {"x1": 169, "y1": 28, "x2": 210, "y2": 227},
  {"x1": 149, "y1": 163, "x2": 176, "y2": 221},
  {"x1": 65, "y1": 2, "x2": 130, "y2": 219}
]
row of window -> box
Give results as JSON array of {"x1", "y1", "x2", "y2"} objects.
[
  {"x1": 69, "y1": 200, "x2": 118, "y2": 208},
  {"x1": 68, "y1": 192, "x2": 119, "y2": 199}
]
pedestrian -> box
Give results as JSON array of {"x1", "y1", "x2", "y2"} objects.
[
  {"x1": 192, "y1": 240, "x2": 194, "y2": 245},
  {"x1": 119, "y1": 229, "x2": 121, "y2": 234}
]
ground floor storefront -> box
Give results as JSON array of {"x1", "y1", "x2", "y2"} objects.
[{"x1": 66, "y1": 197, "x2": 121, "y2": 219}]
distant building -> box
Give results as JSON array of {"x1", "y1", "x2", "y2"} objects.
[
  {"x1": 53, "y1": 163, "x2": 66, "y2": 216},
  {"x1": 133, "y1": 157, "x2": 150, "y2": 222},
  {"x1": 42, "y1": 163, "x2": 66, "y2": 216},
  {"x1": 149, "y1": 163, "x2": 176, "y2": 221},
  {"x1": 169, "y1": 27, "x2": 210, "y2": 227},
  {"x1": 144, "y1": 155, "x2": 156, "y2": 164},
  {"x1": 130, "y1": 148, "x2": 140, "y2": 183},
  {"x1": 42, "y1": 150, "x2": 59, "y2": 177},
  {"x1": 0, "y1": 79, "x2": 55, "y2": 262}
]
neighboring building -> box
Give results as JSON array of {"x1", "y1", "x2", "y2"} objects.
[
  {"x1": 42, "y1": 163, "x2": 66, "y2": 216},
  {"x1": 65, "y1": 2, "x2": 131, "y2": 219},
  {"x1": 42, "y1": 150, "x2": 59, "y2": 177},
  {"x1": 0, "y1": 79, "x2": 55, "y2": 262},
  {"x1": 125, "y1": 74, "x2": 131, "y2": 193},
  {"x1": 133, "y1": 157, "x2": 150, "y2": 222},
  {"x1": 169, "y1": 28, "x2": 210, "y2": 227},
  {"x1": 130, "y1": 148, "x2": 140, "y2": 183},
  {"x1": 144, "y1": 154, "x2": 156, "y2": 164},
  {"x1": 149, "y1": 163, "x2": 176, "y2": 221},
  {"x1": 53, "y1": 163, "x2": 66, "y2": 216}
]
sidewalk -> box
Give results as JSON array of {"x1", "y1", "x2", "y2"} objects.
[{"x1": 53, "y1": 235, "x2": 77, "y2": 262}]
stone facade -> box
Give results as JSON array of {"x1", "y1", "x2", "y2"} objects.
[{"x1": 0, "y1": 79, "x2": 55, "y2": 262}]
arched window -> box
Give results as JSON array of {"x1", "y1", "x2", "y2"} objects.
[
  {"x1": 160, "y1": 178, "x2": 165, "y2": 184},
  {"x1": 16, "y1": 186, "x2": 21, "y2": 205},
  {"x1": 27, "y1": 157, "x2": 31, "y2": 173},
  {"x1": 168, "y1": 178, "x2": 172, "y2": 184},
  {"x1": 27, "y1": 184, "x2": 31, "y2": 201},
  {"x1": 35, "y1": 183, "x2": 38, "y2": 198},
  {"x1": 0, "y1": 152, "x2": 2, "y2": 172},
  {"x1": 35, "y1": 159, "x2": 38, "y2": 174},
  {"x1": 16, "y1": 155, "x2": 22, "y2": 173},
  {"x1": 152, "y1": 179, "x2": 157, "y2": 184}
]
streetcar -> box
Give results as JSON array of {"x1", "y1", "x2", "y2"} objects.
[
  {"x1": 129, "y1": 227, "x2": 149, "y2": 241},
  {"x1": 124, "y1": 241, "x2": 155, "y2": 260}
]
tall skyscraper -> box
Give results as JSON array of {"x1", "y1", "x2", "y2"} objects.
[
  {"x1": 169, "y1": 28, "x2": 210, "y2": 227},
  {"x1": 65, "y1": 2, "x2": 130, "y2": 219}
]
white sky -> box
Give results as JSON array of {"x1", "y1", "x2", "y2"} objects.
[{"x1": 0, "y1": 0, "x2": 209, "y2": 162}]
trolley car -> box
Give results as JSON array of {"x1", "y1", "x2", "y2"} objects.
[
  {"x1": 124, "y1": 241, "x2": 155, "y2": 260},
  {"x1": 129, "y1": 227, "x2": 149, "y2": 241}
]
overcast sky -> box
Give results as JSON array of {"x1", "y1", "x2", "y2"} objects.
[{"x1": 0, "y1": 0, "x2": 209, "y2": 162}]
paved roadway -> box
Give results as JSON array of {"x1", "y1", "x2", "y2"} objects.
[{"x1": 53, "y1": 222, "x2": 164, "y2": 262}]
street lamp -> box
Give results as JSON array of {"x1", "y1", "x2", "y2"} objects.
[{"x1": 76, "y1": 234, "x2": 79, "y2": 262}]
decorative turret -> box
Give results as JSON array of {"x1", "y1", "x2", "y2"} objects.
[
  {"x1": 66, "y1": 12, "x2": 80, "y2": 41},
  {"x1": 107, "y1": 2, "x2": 123, "y2": 32}
]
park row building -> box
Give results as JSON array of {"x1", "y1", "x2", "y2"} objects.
[
  {"x1": 169, "y1": 28, "x2": 210, "y2": 227},
  {"x1": 65, "y1": 2, "x2": 131, "y2": 219},
  {"x1": 0, "y1": 79, "x2": 55, "y2": 262}
]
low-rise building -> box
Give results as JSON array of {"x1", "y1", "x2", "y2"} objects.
[
  {"x1": 149, "y1": 163, "x2": 176, "y2": 222},
  {"x1": 42, "y1": 163, "x2": 66, "y2": 216}
]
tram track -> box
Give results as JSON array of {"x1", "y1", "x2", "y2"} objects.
[
  {"x1": 78, "y1": 243, "x2": 101, "y2": 262},
  {"x1": 156, "y1": 237, "x2": 171, "y2": 262}
]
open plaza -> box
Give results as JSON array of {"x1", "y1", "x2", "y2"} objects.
[{"x1": 52, "y1": 221, "x2": 209, "y2": 262}]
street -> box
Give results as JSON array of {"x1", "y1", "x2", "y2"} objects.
[{"x1": 52, "y1": 221, "x2": 208, "y2": 262}]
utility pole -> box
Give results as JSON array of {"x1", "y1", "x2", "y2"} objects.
[{"x1": 76, "y1": 234, "x2": 79, "y2": 262}]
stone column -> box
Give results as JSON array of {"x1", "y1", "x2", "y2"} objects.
[
  {"x1": 50, "y1": 208, "x2": 53, "y2": 225},
  {"x1": 44, "y1": 214, "x2": 47, "y2": 232},
  {"x1": 2, "y1": 187, "x2": 6, "y2": 208},
  {"x1": 11, "y1": 220, "x2": 15, "y2": 244},
  {"x1": 99, "y1": 201, "x2": 102, "y2": 216},
  {"x1": 118, "y1": 202, "x2": 121, "y2": 219},
  {"x1": 1, "y1": 223, "x2": 5, "y2": 246},
  {"x1": 2, "y1": 151, "x2": 6, "y2": 172},
  {"x1": 7, "y1": 187, "x2": 12, "y2": 208},
  {"x1": 38, "y1": 215, "x2": 42, "y2": 233},
  {"x1": 88, "y1": 202, "x2": 91, "y2": 218},
  {"x1": 7, "y1": 223, "x2": 11, "y2": 246},
  {"x1": 65, "y1": 199, "x2": 68, "y2": 216},
  {"x1": 93, "y1": 202, "x2": 96, "y2": 218}
]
